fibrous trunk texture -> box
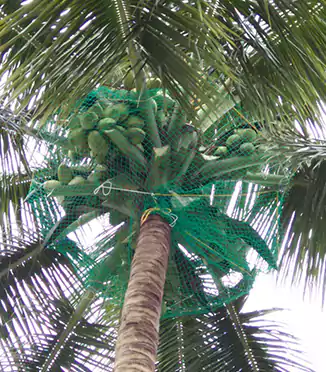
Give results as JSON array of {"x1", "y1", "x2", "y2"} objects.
[{"x1": 114, "y1": 215, "x2": 171, "y2": 372}]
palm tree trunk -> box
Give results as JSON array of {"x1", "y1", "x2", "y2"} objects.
[{"x1": 114, "y1": 215, "x2": 171, "y2": 372}]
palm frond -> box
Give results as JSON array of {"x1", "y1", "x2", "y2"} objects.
[
  {"x1": 0, "y1": 230, "x2": 76, "y2": 367},
  {"x1": 254, "y1": 127, "x2": 326, "y2": 305},
  {"x1": 224, "y1": 0, "x2": 326, "y2": 122},
  {"x1": 0, "y1": 104, "x2": 38, "y2": 240},
  {"x1": 2, "y1": 296, "x2": 117, "y2": 372},
  {"x1": 0, "y1": 1, "x2": 325, "y2": 126},
  {"x1": 198, "y1": 98, "x2": 326, "y2": 304},
  {"x1": 0, "y1": 225, "x2": 121, "y2": 371},
  {"x1": 158, "y1": 295, "x2": 313, "y2": 372},
  {"x1": 280, "y1": 160, "x2": 326, "y2": 305}
]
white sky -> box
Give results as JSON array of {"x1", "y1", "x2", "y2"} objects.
[{"x1": 245, "y1": 272, "x2": 325, "y2": 372}]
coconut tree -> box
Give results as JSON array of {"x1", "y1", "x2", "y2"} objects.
[
  {"x1": 0, "y1": 99, "x2": 319, "y2": 372},
  {"x1": 0, "y1": 106, "x2": 315, "y2": 371},
  {"x1": 0, "y1": 0, "x2": 326, "y2": 371}
]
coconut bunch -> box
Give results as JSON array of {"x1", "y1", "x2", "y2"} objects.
[
  {"x1": 214, "y1": 128, "x2": 258, "y2": 157},
  {"x1": 36, "y1": 82, "x2": 277, "y2": 306},
  {"x1": 41, "y1": 82, "x2": 266, "y2": 226}
]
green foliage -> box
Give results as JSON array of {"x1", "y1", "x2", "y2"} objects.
[
  {"x1": 257, "y1": 128, "x2": 326, "y2": 305},
  {"x1": 0, "y1": 89, "x2": 315, "y2": 371},
  {"x1": 0, "y1": 1, "x2": 326, "y2": 128}
]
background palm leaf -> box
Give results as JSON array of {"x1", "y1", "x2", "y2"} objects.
[
  {"x1": 0, "y1": 225, "x2": 120, "y2": 371},
  {"x1": 158, "y1": 295, "x2": 313, "y2": 372},
  {"x1": 0, "y1": 105, "x2": 34, "y2": 240},
  {"x1": 256, "y1": 126, "x2": 326, "y2": 305},
  {"x1": 0, "y1": 0, "x2": 325, "y2": 127},
  {"x1": 199, "y1": 96, "x2": 326, "y2": 306}
]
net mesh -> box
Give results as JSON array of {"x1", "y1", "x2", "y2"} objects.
[{"x1": 27, "y1": 86, "x2": 288, "y2": 318}]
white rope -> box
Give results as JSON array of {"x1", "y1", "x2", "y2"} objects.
[{"x1": 93, "y1": 180, "x2": 156, "y2": 197}]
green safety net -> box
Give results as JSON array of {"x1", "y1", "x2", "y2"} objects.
[{"x1": 27, "y1": 86, "x2": 288, "y2": 319}]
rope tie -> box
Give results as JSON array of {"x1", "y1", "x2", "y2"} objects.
[
  {"x1": 94, "y1": 179, "x2": 113, "y2": 196},
  {"x1": 140, "y1": 207, "x2": 178, "y2": 227}
]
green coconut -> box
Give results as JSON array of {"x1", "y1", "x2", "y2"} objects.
[
  {"x1": 126, "y1": 116, "x2": 145, "y2": 129},
  {"x1": 235, "y1": 128, "x2": 257, "y2": 142},
  {"x1": 239, "y1": 142, "x2": 256, "y2": 156},
  {"x1": 81, "y1": 112, "x2": 98, "y2": 130},
  {"x1": 68, "y1": 128, "x2": 89, "y2": 149},
  {"x1": 89, "y1": 103, "x2": 104, "y2": 118},
  {"x1": 57, "y1": 164, "x2": 73, "y2": 184},
  {"x1": 225, "y1": 134, "x2": 242, "y2": 149},
  {"x1": 103, "y1": 103, "x2": 129, "y2": 121},
  {"x1": 98, "y1": 118, "x2": 116, "y2": 131},
  {"x1": 68, "y1": 115, "x2": 81, "y2": 129},
  {"x1": 88, "y1": 130, "x2": 109, "y2": 155},
  {"x1": 68, "y1": 176, "x2": 86, "y2": 186},
  {"x1": 94, "y1": 152, "x2": 107, "y2": 164},
  {"x1": 214, "y1": 146, "x2": 228, "y2": 157},
  {"x1": 43, "y1": 180, "x2": 61, "y2": 192},
  {"x1": 126, "y1": 128, "x2": 146, "y2": 145}
]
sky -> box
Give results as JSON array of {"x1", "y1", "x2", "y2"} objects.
[{"x1": 245, "y1": 272, "x2": 325, "y2": 372}]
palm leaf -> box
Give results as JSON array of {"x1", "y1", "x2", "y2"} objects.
[
  {"x1": 0, "y1": 230, "x2": 77, "y2": 365},
  {"x1": 254, "y1": 127, "x2": 326, "y2": 305},
  {"x1": 199, "y1": 100, "x2": 326, "y2": 305},
  {"x1": 0, "y1": 105, "x2": 34, "y2": 237},
  {"x1": 0, "y1": 225, "x2": 121, "y2": 371},
  {"x1": 158, "y1": 295, "x2": 313, "y2": 372},
  {"x1": 4, "y1": 296, "x2": 117, "y2": 372},
  {"x1": 0, "y1": 1, "x2": 325, "y2": 126},
  {"x1": 280, "y1": 160, "x2": 326, "y2": 305}
]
